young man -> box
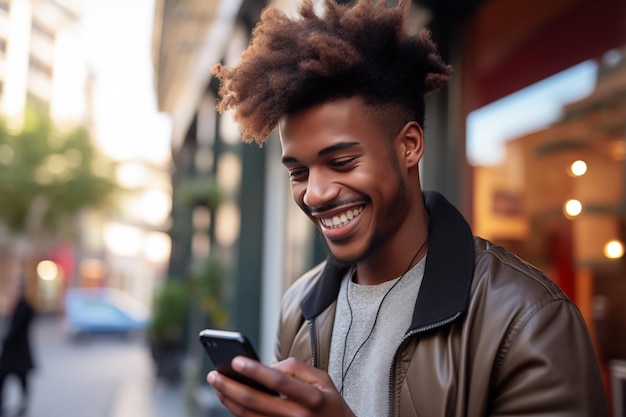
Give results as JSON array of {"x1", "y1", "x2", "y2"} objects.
[{"x1": 207, "y1": 1, "x2": 608, "y2": 416}]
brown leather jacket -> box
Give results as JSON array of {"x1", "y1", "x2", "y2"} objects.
[{"x1": 275, "y1": 191, "x2": 607, "y2": 416}]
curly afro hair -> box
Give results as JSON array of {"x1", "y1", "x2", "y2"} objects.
[{"x1": 212, "y1": 0, "x2": 452, "y2": 145}]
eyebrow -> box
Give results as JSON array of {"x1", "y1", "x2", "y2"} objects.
[{"x1": 281, "y1": 141, "x2": 360, "y2": 165}]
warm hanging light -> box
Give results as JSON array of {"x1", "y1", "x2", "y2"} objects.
[
  {"x1": 604, "y1": 240, "x2": 625, "y2": 259},
  {"x1": 564, "y1": 199, "x2": 583, "y2": 218},
  {"x1": 569, "y1": 160, "x2": 587, "y2": 177}
]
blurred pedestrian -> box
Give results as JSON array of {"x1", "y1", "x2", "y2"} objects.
[{"x1": 0, "y1": 278, "x2": 36, "y2": 417}]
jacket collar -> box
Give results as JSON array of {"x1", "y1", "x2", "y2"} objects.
[{"x1": 300, "y1": 191, "x2": 474, "y2": 330}]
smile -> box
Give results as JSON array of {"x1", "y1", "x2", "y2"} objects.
[{"x1": 319, "y1": 206, "x2": 364, "y2": 229}]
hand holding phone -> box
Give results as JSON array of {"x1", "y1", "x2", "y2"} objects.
[{"x1": 199, "y1": 329, "x2": 279, "y2": 396}]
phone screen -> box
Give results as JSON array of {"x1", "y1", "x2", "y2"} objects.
[{"x1": 199, "y1": 329, "x2": 279, "y2": 396}]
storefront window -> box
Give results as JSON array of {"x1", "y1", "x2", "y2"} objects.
[{"x1": 467, "y1": 47, "x2": 626, "y2": 362}]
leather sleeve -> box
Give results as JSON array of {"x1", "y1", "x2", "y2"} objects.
[
  {"x1": 490, "y1": 298, "x2": 608, "y2": 416},
  {"x1": 273, "y1": 263, "x2": 324, "y2": 363}
]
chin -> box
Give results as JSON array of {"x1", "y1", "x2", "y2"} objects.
[
  {"x1": 322, "y1": 236, "x2": 380, "y2": 268},
  {"x1": 327, "y1": 252, "x2": 359, "y2": 269},
  {"x1": 318, "y1": 237, "x2": 356, "y2": 267}
]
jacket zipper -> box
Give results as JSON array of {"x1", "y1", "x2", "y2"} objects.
[
  {"x1": 307, "y1": 319, "x2": 319, "y2": 368},
  {"x1": 388, "y1": 312, "x2": 463, "y2": 417}
]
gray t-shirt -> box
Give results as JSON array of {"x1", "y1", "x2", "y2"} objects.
[{"x1": 328, "y1": 257, "x2": 426, "y2": 417}]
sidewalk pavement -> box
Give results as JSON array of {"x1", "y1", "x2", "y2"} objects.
[
  {"x1": 2, "y1": 358, "x2": 227, "y2": 417},
  {"x1": 153, "y1": 384, "x2": 187, "y2": 417},
  {"x1": 109, "y1": 377, "x2": 190, "y2": 417},
  {"x1": 0, "y1": 315, "x2": 230, "y2": 417},
  {"x1": 109, "y1": 355, "x2": 230, "y2": 417},
  {"x1": 145, "y1": 357, "x2": 232, "y2": 417}
]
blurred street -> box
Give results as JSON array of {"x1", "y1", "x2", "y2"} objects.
[{"x1": 1, "y1": 315, "x2": 197, "y2": 417}]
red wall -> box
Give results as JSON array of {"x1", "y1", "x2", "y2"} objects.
[{"x1": 463, "y1": 0, "x2": 626, "y2": 112}]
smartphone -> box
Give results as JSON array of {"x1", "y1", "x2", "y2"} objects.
[{"x1": 199, "y1": 329, "x2": 279, "y2": 396}]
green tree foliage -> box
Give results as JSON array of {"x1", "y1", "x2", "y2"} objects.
[{"x1": 0, "y1": 103, "x2": 117, "y2": 241}]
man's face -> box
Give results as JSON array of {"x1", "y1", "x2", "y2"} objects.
[{"x1": 280, "y1": 97, "x2": 412, "y2": 264}]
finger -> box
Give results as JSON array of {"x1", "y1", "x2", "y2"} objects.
[
  {"x1": 208, "y1": 370, "x2": 290, "y2": 417},
  {"x1": 207, "y1": 368, "x2": 310, "y2": 417},
  {"x1": 273, "y1": 357, "x2": 335, "y2": 389},
  {"x1": 216, "y1": 390, "x2": 267, "y2": 417},
  {"x1": 233, "y1": 357, "x2": 326, "y2": 409}
]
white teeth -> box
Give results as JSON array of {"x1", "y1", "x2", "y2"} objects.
[{"x1": 320, "y1": 206, "x2": 363, "y2": 229}]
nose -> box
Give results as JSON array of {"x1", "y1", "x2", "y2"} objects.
[{"x1": 302, "y1": 168, "x2": 339, "y2": 209}]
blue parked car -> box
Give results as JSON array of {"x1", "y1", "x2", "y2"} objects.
[{"x1": 63, "y1": 287, "x2": 150, "y2": 340}]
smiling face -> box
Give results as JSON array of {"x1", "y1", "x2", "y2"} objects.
[{"x1": 280, "y1": 97, "x2": 424, "y2": 268}]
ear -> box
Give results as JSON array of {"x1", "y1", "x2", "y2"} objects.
[{"x1": 396, "y1": 121, "x2": 424, "y2": 169}]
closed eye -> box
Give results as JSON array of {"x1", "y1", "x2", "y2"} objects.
[
  {"x1": 331, "y1": 156, "x2": 358, "y2": 169},
  {"x1": 289, "y1": 168, "x2": 308, "y2": 181}
]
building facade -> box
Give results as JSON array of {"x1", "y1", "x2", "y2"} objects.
[{"x1": 0, "y1": 0, "x2": 88, "y2": 314}]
